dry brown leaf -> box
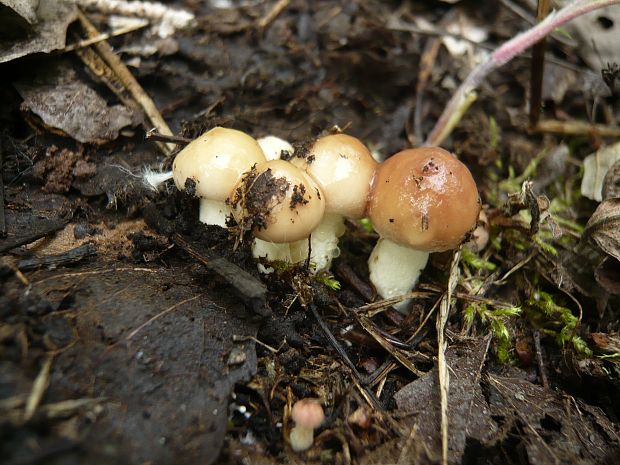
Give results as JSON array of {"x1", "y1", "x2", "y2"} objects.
[
  {"x1": 585, "y1": 198, "x2": 620, "y2": 261},
  {"x1": 602, "y1": 159, "x2": 620, "y2": 200},
  {"x1": 581, "y1": 142, "x2": 620, "y2": 202},
  {"x1": 0, "y1": 0, "x2": 76, "y2": 63}
]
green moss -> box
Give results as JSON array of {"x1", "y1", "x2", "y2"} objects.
[
  {"x1": 527, "y1": 290, "x2": 592, "y2": 357},
  {"x1": 461, "y1": 247, "x2": 497, "y2": 271},
  {"x1": 464, "y1": 303, "x2": 521, "y2": 363}
]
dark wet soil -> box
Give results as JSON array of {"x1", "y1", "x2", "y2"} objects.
[{"x1": 1, "y1": 1, "x2": 620, "y2": 464}]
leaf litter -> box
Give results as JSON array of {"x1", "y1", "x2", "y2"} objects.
[{"x1": 1, "y1": 1, "x2": 620, "y2": 465}]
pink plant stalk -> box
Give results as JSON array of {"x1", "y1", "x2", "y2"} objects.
[{"x1": 425, "y1": 0, "x2": 620, "y2": 147}]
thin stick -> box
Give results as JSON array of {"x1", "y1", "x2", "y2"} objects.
[
  {"x1": 0, "y1": 146, "x2": 6, "y2": 237},
  {"x1": 529, "y1": 0, "x2": 550, "y2": 127},
  {"x1": 437, "y1": 248, "x2": 462, "y2": 465},
  {"x1": 534, "y1": 119, "x2": 620, "y2": 137},
  {"x1": 257, "y1": 0, "x2": 290, "y2": 30},
  {"x1": 145, "y1": 129, "x2": 191, "y2": 145},
  {"x1": 59, "y1": 20, "x2": 149, "y2": 53},
  {"x1": 24, "y1": 355, "x2": 54, "y2": 421},
  {"x1": 126, "y1": 294, "x2": 201, "y2": 340},
  {"x1": 32, "y1": 267, "x2": 157, "y2": 286},
  {"x1": 425, "y1": 0, "x2": 620, "y2": 146},
  {"x1": 533, "y1": 330, "x2": 549, "y2": 389},
  {"x1": 77, "y1": 10, "x2": 175, "y2": 154}
]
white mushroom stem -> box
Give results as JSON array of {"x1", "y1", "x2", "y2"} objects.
[
  {"x1": 368, "y1": 238, "x2": 429, "y2": 313},
  {"x1": 251, "y1": 214, "x2": 345, "y2": 274},
  {"x1": 289, "y1": 425, "x2": 314, "y2": 452},
  {"x1": 199, "y1": 199, "x2": 232, "y2": 227},
  {"x1": 257, "y1": 135, "x2": 294, "y2": 161},
  {"x1": 290, "y1": 213, "x2": 345, "y2": 272},
  {"x1": 252, "y1": 238, "x2": 293, "y2": 273}
]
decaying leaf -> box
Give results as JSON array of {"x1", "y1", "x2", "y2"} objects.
[
  {"x1": 595, "y1": 256, "x2": 620, "y2": 295},
  {"x1": 0, "y1": 0, "x2": 39, "y2": 38},
  {"x1": 561, "y1": 2, "x2": 620, "y2": 71},
  {"x1": 581, "y1": 141, "x2": 620, "y2": 202},
  {"x1": 602, "y1": 159, "x2": 620, "y2": 200},
  {"x1": 15, "y1": 65, "x2": 139, "y2": 144},
  {"x1": 0, "y1": 0, "x2": 76, "y2": 63},
  {"x1": 442, "y1": 11, "x2": 488, "y2": 58},
  {"x1": 585, "y1": 198, "x2": 620, "y2": 261}
]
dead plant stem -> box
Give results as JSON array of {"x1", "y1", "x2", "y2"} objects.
[
  {"x1": 426, "y1": 0, "x2": 620, "y2": 146},
  {"x1": 437, "y1": 247, "x2": 462, "y2": 465}
]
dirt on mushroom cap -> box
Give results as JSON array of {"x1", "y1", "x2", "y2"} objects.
[{"x1": 229, "y1": 161, "x2": 325, "y2": 243}]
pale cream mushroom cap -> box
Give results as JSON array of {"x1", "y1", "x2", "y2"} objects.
[
  {"x1": 291, "y1": 134, "x2": 377, "y2": 219},
  {"x1": 230, "y1": 160, "x2": 325, "y2": 243},
  {"x1": 172, "y1": 127, "x2": 266, "y2": 201},
  {"x1": 368, "y1": 147, "x2": 480, "y2": 252}
]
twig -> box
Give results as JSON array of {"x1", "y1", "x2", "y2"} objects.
[
  {"x1": 17, "y1": 243, "x2": 97, "y2": 271},
  {"x1": 232, "y1": 334, "x2": 281, "y2": 354},
  {"x1": 353, "y1": 291, "x2": 436, "y2": 317},
  {"x1": 534, "y1": 119, "x2": 620, "y2": 137},
  {"x1": 145, "y1": 129, "x2": 191, "y2": 145},
  {"x1": 0, "y1": 217, "x2": 71, "y2": 254},
  {"x1": 0, "y1": 146, "x2": 6, "y2": 238},
  {"x1": 32, "y1": 267, "x2": 157, "y2": 286},
  {"x1": 333, "y1": 261, "x2": 374, "y2": 302},
  {"x1": 24, "y1": 354, "x2": 54, "y2": 421},
  {"x1": 406, "y1": 294, "x2": 443, "y2": 345},
  {"x1": 257, "y1": 0, "x2": 290, "y2": 30},
  {"x1": 529, "y1": 0, "x2": 550, "y2": 127},
  {"x1": 126, "y1": 294, "x2": 201, "y2": 340},
  {"x1": 76, "y1": 9, "x2": 175, "y2": 154},
  {"x1": 425, "y1": 0, "x2": 620, "y2": 146},
  {"x1": 436, "y1": 247, "x2": 462, "y2": 465},
  {"x1": 172, "y1": 233, "x2": 270, "y2": 317},
  {"x1": 533, "y1": 330, "x2": 549, "y2": 389},
  {"x1": 310, "y1": 304, "x2": 365, "y2": 381},
  {"x1": 355, "y1": 314, "x2": 425, "y2": 377},
  {"x1": 59, "y1": 19, "x2": 149, "y2": 53}
]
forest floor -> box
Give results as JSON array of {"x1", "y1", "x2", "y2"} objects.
[{"x1": 1, "y1": 1, "x2": 619, "y2": 464}]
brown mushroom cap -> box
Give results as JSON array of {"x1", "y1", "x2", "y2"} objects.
[
  {"x1": 172, "y1": 127, "x2": 266, "y2": 201},
  {"x1": 230, "y1": 160, "x2": 325, "y2": 243},
  {"x1": 291, "y1": 399, "x2": 325, "y2": 429},
  {"x1": 291, "y1": 134, "x2": 378, "y2": 219},
  {"x1": 367, "y1": 147, "x2": 480, "y2": 252}
]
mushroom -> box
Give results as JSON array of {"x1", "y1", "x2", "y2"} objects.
[
  {"x1": 257, "y1": 135, "x2": 295, "y2": 161},
  {"x1": 229, "y1": 159, "x2": 325, "y2": 244},
  {"x1": 367, "y1": 147, "x2": 480, "y2": 310},
  {"x1": 251, "y1": 136, "x2": 297, "y2": 271},
  {"x1": 290, "y1": 133, "x2": 378, "y2": 271},
  {"x1": 172, "y1": 127, "x2": 267, "y2": 226},
  {"x1": 289, "y1": 399, "x2": 325, "y2": 452}
]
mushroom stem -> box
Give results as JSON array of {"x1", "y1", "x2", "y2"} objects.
[
  {"x1": 289, "y1": 425, "x2": 314, "y2": 452},
  {"x1": 368, "y1": 238, "x2": 429, "y2": 312},
  {"x1": 252, "y1": 238, "x2": 293, "y2": 273},
  {"x1": 199, "y1": 198, "x2": 231, "y2": 227},
  {"x1": 290, "y1": 213, "x2": 346, "y2": 272}
]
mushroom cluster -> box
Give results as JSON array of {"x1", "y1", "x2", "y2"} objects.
[{"x1": 168, "y1": 127, "x2": 480, "y2": 308}]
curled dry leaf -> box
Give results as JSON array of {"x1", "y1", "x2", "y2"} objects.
[
  {"x1": 15, "y1": 66, "x2": 139, "y2": 144},
  {"x1": 581, "y1": 142, "x2": 620, "y2": 202},
  {"x1": 0, "y1": 0, "x2": 77, "y2": 63},
  {"x1": 594, "y1": 257, "x2": 620, "y2": 295},
  {"x1": 585, "y1": 198, "x2": 620, "y2": 261}
]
